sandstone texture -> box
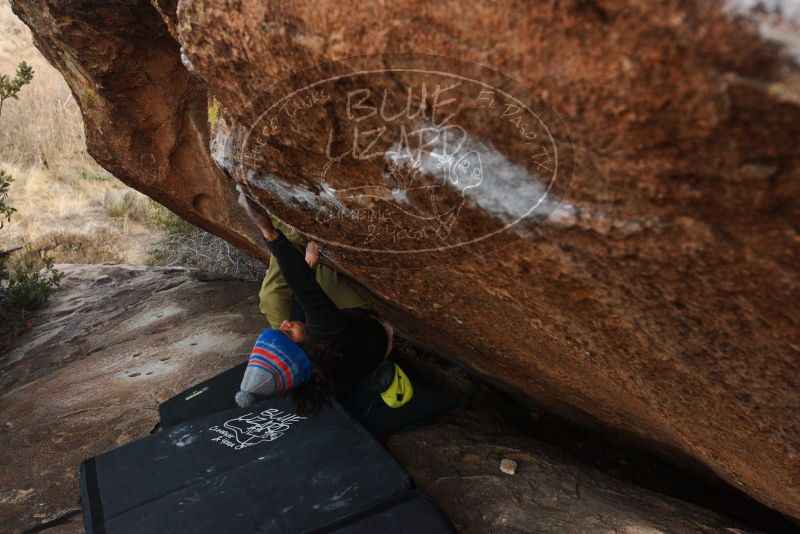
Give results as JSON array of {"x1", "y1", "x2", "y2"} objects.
[
  {"x1": 0, "y1": 264, "x2": 265, "y2": 532},
  {"x1": 388, "y1": 410, "x2": 760, "y2": 534},
  {"x1": 10, "y1": 0, "x2": 800, "y2": 520},
  {"x1": 0, "y1": 264, "x2": 767, "y2": 533}
]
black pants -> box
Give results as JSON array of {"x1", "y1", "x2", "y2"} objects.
[{"x1": 264, "y1": 232, "x2": 348, "y2": 337}]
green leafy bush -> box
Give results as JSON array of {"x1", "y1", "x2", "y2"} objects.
[
  {"x1": 2, "y1": 251, "x2": 62, "y2": 311},
  {"x1": 0, "y1": 169, "x2": 14, "y2": 226},
  {"x1": 1, "y1": 61, "x2": 62, "y2": 341},
  {"x1": 0, "y1": 61, "x2": 33, "y2": 117}
]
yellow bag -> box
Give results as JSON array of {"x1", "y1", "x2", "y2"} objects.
[{"x1": 380, "y1": 364, "x2": 414, "y2": 408}]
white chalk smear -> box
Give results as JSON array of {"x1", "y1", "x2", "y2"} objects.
[
  {"x1": 247, "y1": 170, "x2": 344, "y2": 212},
  {"x1": 726, "y1": 0, "x2": 800, "y2": 63},
  {"x1": 384, "y1": 122, "x2": 572, "y2": 226}
]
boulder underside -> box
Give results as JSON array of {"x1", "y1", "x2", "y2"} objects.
[{"x1": 9, "y1": 0, "x2": 800, "y2": 520}]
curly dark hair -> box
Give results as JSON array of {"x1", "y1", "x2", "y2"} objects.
[{"x1": 289, "y1": 336, "x2": 352, "y2": 416}]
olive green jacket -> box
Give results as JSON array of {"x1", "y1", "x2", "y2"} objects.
[{"x1": 259, "y1": 217, "x2": 370, "y2": 328}]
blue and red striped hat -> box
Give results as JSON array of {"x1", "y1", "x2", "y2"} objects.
[{"x1": 235, "y1": 329, "x2": 312, "y2": 407}]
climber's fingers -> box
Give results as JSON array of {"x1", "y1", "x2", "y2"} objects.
[{"x1": 236, "y1": 188, "x2": 272, "y2": 232}]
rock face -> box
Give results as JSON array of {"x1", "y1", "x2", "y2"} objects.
[
  {"x1": 0, "y1": 264, "x2": 265, "y2": 532},
  {"x1": 390, "y1": 411, "x2": 758, "y2": 534},
  {"x1": 0, "y1": 264, "x2": 766, "y2": 533},
  {"x1": 10, "y1": 0, "x2": 800, "y2": 519}
]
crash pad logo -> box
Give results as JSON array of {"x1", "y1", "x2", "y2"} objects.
[
  {"x1": 208, "y1": 408, "x2": 306, "y2": 450},
  {"x1": 239, "y1": 54, "x2": 574, "y2": 265}
]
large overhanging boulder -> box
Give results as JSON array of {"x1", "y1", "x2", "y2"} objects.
[{"x1": 11, "y1": 0, "x2": 800, "y2": 520}]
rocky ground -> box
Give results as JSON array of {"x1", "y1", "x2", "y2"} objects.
[
  {"x1": 9, "y1": 0, "x2": 800, "y2": 519},
  {"x1": 0, "y1": 264, "x2": 795, "y2": 533}
]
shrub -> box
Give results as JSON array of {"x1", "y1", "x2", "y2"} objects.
[
  {"x1": 147, "y1": 203, "x2": 262, "y2": 281},
  {"x1": 103, "y1": 189, "x2": 159, "y2": 222},
  {"x1": 103, "y1": 189, "x2": 136, "y2": 218},
  {"x1": 78, "y1": 169, "x2": 110, "y2": 181},
  {"x1": 1, "y1": 60, "x2": 62, "y2": 342},
  {"x1": 0, "y1": 61, "x2": 33, "y2": 117},
  {"x1": 0, "y1": 169, "x2": 14, "y2": 226},
  {"x1": 2, "y1": 251, "x2": 61, "y2": 312}
]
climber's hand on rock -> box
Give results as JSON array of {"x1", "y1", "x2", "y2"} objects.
[
  {"x1": 305, "y1": 241, "x2": 320, "y2": 269},
  {"x1": 237, "y1": 186, "x2": 277, "y2": 240},
  {"x1": 236, "y1": 186, "x2": 268, "y2": 226}
]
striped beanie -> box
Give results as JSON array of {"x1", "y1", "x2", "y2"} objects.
[{"x1": 235, "y1": 329, "x2": 312, "y2": 408}]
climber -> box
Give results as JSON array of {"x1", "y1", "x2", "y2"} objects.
[
  {"x1": 235, "y1": 187, "x2": 412, "y2": 415},
  {"x1": 217, "y1": 167, "x2": 368, "y2": 329},
  {"x1": 258, "y1": 214, "x2": 371, "y2": 330}
]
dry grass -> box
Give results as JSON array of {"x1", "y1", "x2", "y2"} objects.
[
  {"x1": 0, "y1": 163, "x2": 158, "y2": 264},
  {"x1": 0, "y1": 4, "x2": 87, "y2": 176},
  {"x1": 0, "y1": 3, "x2": 160, "y2": 265},
  {"x1": 148, "y1": 214, "x2": 263, "y2": 281},
  {"x1": 0, "y1": 4, "x2": 262, "y2": 277}
]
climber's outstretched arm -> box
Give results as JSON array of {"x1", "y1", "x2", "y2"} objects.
[
  {"x1": 237, "y1": 189, "x2": 347, "y2": 336},
  {"x1": 237, "y1": 186, "x2": 279, "y2": 240}
]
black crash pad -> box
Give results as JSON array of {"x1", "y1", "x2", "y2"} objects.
[
  {"x1": 80, "y1": 397, "x2": 413, "y2": 534},
  {"x1": 158, "y1": 360, "x2": 248, "y2": 429},
  {"x1": 316, "y1": 490, "x2": 455, "y2": 533},
  {"x1": 159, "y1": 362, "x2": 454, "y2": 437}
]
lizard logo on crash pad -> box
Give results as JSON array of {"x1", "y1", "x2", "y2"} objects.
[{"x1": 208, "y1": 408, "x2": 306, "y2": 450}]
